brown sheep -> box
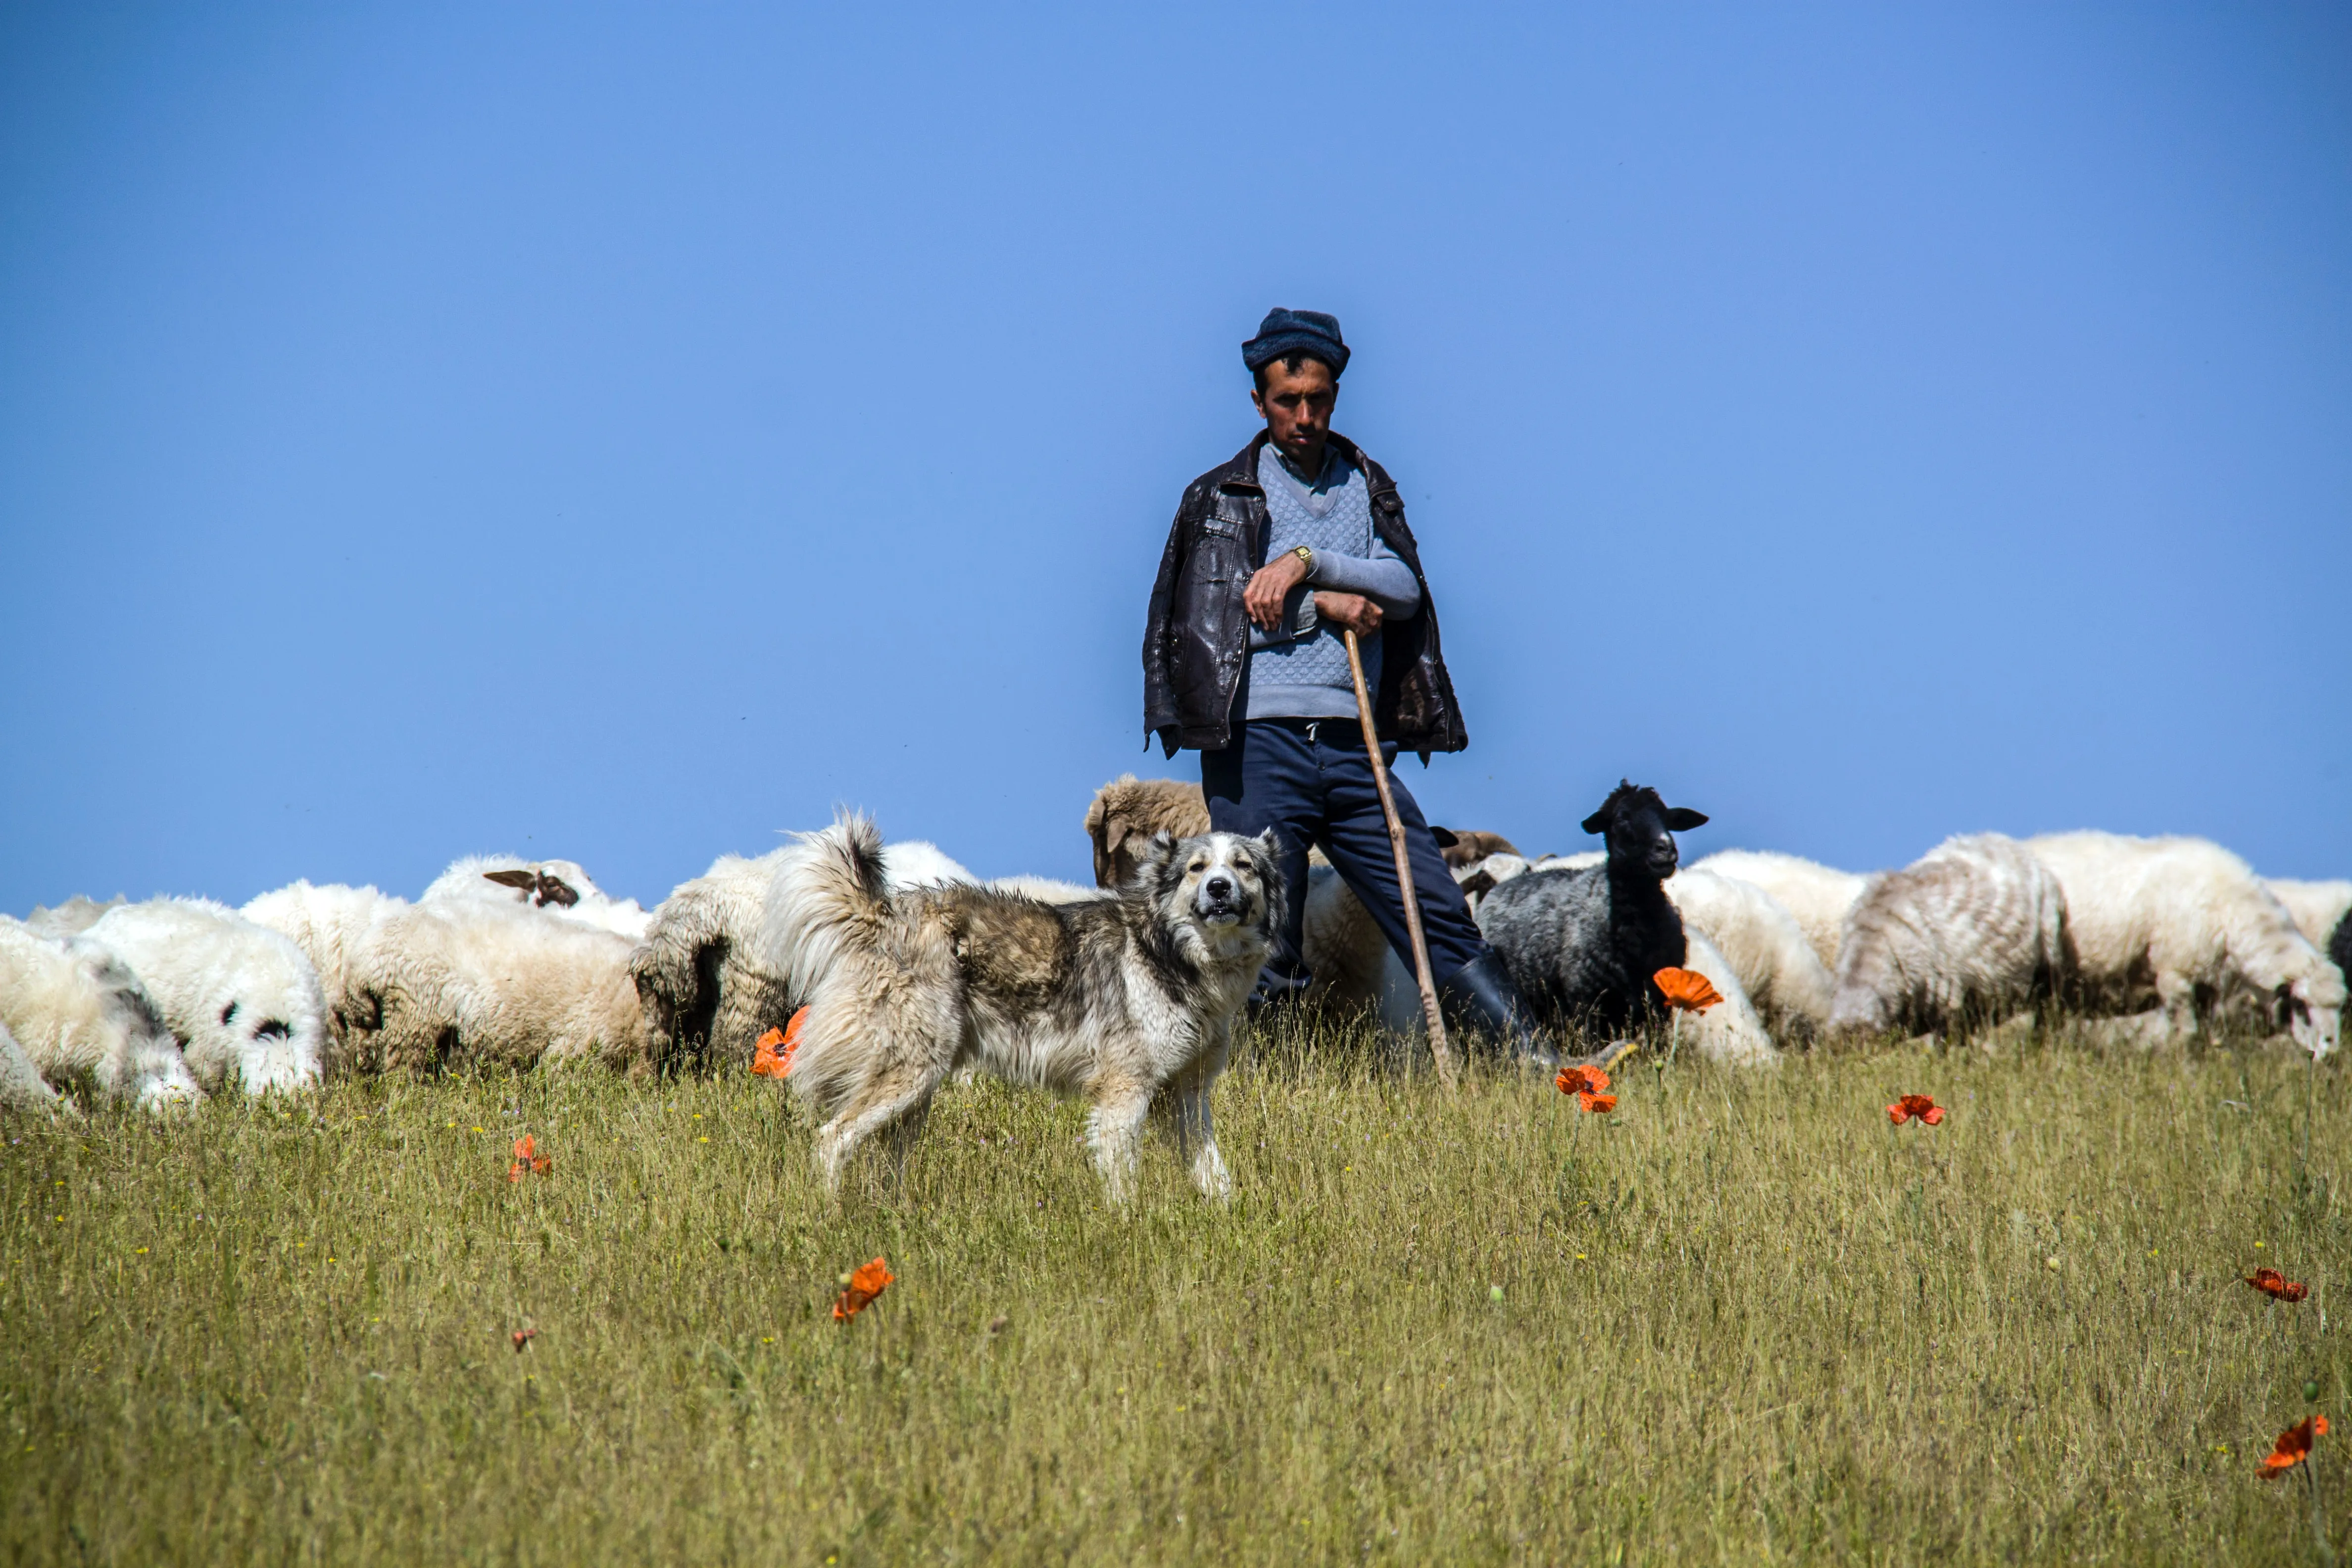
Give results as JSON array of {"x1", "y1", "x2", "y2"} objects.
[{"x1": 1084, "y1": 775, "x2": 1211, "y2": 889}]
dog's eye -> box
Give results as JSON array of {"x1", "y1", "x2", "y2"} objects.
[{"x1": 1189, "y1": 861, "x2": 1208, "y2": 874}]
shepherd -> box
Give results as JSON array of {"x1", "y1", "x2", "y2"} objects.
[{"x1": 1142, "y1": 307, "x2": 1554, "y2": 1067}]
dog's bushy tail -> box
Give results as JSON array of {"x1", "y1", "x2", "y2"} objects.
[{"x1": 755, "y1": 814, "x2": 895, "y2": 1010}]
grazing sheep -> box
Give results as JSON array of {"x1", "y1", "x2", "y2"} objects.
[
  {"x1": 1664, "y1": 868, "x2": 1836, "y2": 1037},
  {"x1": 2028, "y1": 831, "x2": 2342, "y2": 1057},
  {"x1": 240, "y1": 881, "x2": 408, "y2": 1064},
  {"x1": 0, "y1": 918, "x2": 201, "y2": 1112},
  {"x1": 1475, "y1": 782, "x2": 1710, "y2": 1038},
  {"x1": 2333, "y1": 916, "x2": 2352, "y2": 1008},
  {"x1": 632, "y1": 839, "x2": 981, "y2": 1070},
  {"x1": 1672, "y1": 930, "x2": 1779, "y2": 1067},
  {"x1": 424, "y1": 855, "x2": 652, "y2": 941},
  {"x1": 1085, "y1": 775, "x2": 1209, "y2": 888},
  {"x1": 21, "y1": 894, "x2": 124, "y2": 938},
  {"x1": 0, "y1": 1020, "x2": 65, "y2": 1115},
  {"x1": 1827, "y1": 834, "x2": 2068, "y2": 1040},
  {"x1": 1688, "y1": 849, "x2": 1867, "y2": 973},
  {"x1": 247, "y1": 881, "x2": 655, "y2": 1075},
  {"x1": 80, "y1": 898, "x2": 328, "y2": 1095},
  {"x1": 2266, "y1": 879, "x2": 2352, "y2": 955},
  {"x1": 1429, "y1": 827, "x2": 1521, "y2": 870}
]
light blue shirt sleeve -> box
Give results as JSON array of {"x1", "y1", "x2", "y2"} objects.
[{"x1": 1306, "y1": 530, "x2": 1421, "y2": 618}]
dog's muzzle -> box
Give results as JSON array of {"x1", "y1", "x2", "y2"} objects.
[{"x1": 1195, "y1": 874, "x2": 1245, "y2": 925}]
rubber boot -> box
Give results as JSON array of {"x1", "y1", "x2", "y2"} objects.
[{"x1": 1438, "y1": 952, "x2": 1557, "y2": 1069}]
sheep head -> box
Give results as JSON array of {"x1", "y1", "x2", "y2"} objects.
[{"x1": 1580, "y1": 781, "x2": 1708, "y2": 881}]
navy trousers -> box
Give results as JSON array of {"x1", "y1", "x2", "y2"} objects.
[{"x1": 1200, "y1": 718, "x2": 1490, "y2": 1003}]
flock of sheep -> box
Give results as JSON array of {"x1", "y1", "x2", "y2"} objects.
[{"x1": 1, "y1": 774, "x2": 2345, "y2": 1116}]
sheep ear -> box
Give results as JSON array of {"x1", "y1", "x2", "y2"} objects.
[
  {"x1": 483, "y1": 869, "x2": 539, "y2": 890},
  {"x1": 535, "y1": 875, "x2": 581, "y2": 908},
  {"x1": 1429, "y1": 826, "x2": 1460, "y2": 849},
  {"x1": 1579, "y1": 808, "x2": 1611, "y2": 835},
  {"x1": 1458, "y1": 869, "x2": 1497, "y2": 900},
  {"x1": 1662, "y1": 809, "x2": 1710, "y2": 831}
]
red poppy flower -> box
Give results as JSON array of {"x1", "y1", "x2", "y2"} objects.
[
  {"x1": 1653, "y1": 967, "x2": 1724, "y2": 1013},
  {"x1": 2260, "y1": 1414, "x2": 2326, "y2": 1475},
  {"x1": 1886, "y1": 1095, "x2": 1945, "y2": 1126},
  {"x1": 832, "y1": 1256, "x2": 894, "y2": 1322},
  {"x1": 1555, "y1": 1064, "x2": 1616, "y2": 1113},
  {"x1": 2244, "y1": 1268, "x2": 2309, "y2": 1303},
  {"x1": 511, "y1": 1328, "x2": 538, "y2": 1352},
  {"x1": 507, "y1": 1133, "x2": 553, "y2": 1182},
  {"x1": 752, "y1": 1008, "x2": 809, "y2": 1079}
]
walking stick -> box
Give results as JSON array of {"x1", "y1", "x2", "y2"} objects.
[{"x1": 1342, "y1": 627, "x2": 1460, "y2": 1089}]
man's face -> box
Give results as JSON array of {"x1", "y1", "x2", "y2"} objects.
[{"x1": 1250, "y1": 356, "x2": 1337, "y2": 468}]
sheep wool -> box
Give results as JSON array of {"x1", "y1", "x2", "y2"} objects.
[
  {"x1": 0, "y1": 1019, "x2": 65, "y2": 1115},
  {"x1": 1688, "y1": 850, "x2": 1867, "y2": 974},
  {"x1": 0, "y1": 917, "x2": 201, "y2": 1113},
  {"x1": 987, "y1": 876, "x2": 1113, "y2": 906},
  {"x1": 424, "y1": 855, "x2": 653, "y2": 942},
  {"x1": 2029, "y1": 831, "x2": 2342, "y2": 1058},
  {"x1": 1664, "y1": 867, "x2": 1835, "y2": 1037},
  {"x1": 2264, "y1": 879, "x2": 2352, "y2": 955},
  {"x1": 1828, "y1": 834, "x2": 2067, "y2": 1040},
  {"x1": 1673, "y1": 931, "x2": 1780, "y2": 1067},
  {"x1": 81, "y1": 898, "x2": 328, "y2": 1095},
  {"x1": 241, "y1": 881, "x2": 411, "y2": 1066}
]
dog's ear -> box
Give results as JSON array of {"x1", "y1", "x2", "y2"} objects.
[
  {"x1": 1249, "y1": 829, "x2": 1280, "y2": 863},
  {"x1": 483, "y1": 869, "x2": 539, "y2": 890},
  {"x1": 1661, "y1": 809, "x2": 1709, "y2": 832},
  {"x1": 1132, "y1": 830, "x2": 1178, "y2": 882}
]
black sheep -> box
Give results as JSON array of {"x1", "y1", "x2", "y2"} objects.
[
  {"x1": 2332, "y1": 909, "x2": 2351, "y2": 1007},
  {"x1": 1473, "y1": 781, "x2": 1709, "y2": 1035}
]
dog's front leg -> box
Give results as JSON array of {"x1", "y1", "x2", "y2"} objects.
[
  {"x1": 1167, "y1": 1050, "x2": 1232, "y2": 1202},
  {"x1": 1086, "y1": 1085, "x2": 1155, "y2": 1205}
]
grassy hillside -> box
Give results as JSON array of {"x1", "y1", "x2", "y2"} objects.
[{"x1": 3, "y1": 1023, "x2": 2344, "y2": 1564}]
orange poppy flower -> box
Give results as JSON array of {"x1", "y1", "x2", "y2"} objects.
[
  {"x1": 511, "y1": 1328, "x2": 538, "y2": 1352},
  {"x1": 2243, "y1": 1268, "x2": 2309, "y2": 1303},
  {"x1": 1555, "y1": 1064, "x2": 1616, "y2": 1113},
  {"x1": 752, "y1": 1008, "x2": 810, "y2": 1079},
  {"x1": 1886, "y1": 1094, "x2": 1945, "y2": 1126},
  {"x1": 507, "y1": 1133, "x2": 554, "y2": 1182},
  {"x1": 832, "y1": 1256, "x2": 895, "y2": 1322},
  {"x1": 1653, "y1": 967, "x2": 1724, "y2": 1013},
  {"x1": 2260, "y1": 1414, "x2": 2326, "y2": 1475}
]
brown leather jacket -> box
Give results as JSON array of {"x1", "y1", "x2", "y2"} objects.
[{"x1": 1142, "y1": 431, "x2": 1468, "y2": 759}]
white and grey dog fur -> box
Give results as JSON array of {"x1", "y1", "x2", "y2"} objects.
[{"x1": 757, "y1": 816, "x2": 1282, "y2": 1202}]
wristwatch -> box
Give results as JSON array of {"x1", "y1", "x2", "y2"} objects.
[{"x1": 1290, "y1": 544, "x2": 1315, "y2": 575}]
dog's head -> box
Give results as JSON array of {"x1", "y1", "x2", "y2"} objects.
[{"x1": 1133, "y1": 829, "x2": 1283, "y2": 959}]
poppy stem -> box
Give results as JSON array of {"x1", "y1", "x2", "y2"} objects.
[{"x1": 1665, "y1": 1012, "x2": 1681, "y2": 1071}]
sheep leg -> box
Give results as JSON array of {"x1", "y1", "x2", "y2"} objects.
[{"x1": 2154, "y1": 971, "x2": 2203, "y2": 1045}]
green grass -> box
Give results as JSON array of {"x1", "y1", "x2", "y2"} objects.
[{"x1": 3, "y1": 1022, "x2": 2346, "y2": 1565}]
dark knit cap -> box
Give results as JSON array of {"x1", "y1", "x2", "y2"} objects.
[{"x1": 1242, "y1": 307, "x2": 1350, "y2": 376}]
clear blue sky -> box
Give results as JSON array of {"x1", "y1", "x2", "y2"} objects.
[{"x1": 3, "y1": 3, "x2": 2347, "y2": 915}]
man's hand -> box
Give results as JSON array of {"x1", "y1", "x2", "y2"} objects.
[
  {"x1": 1314, "y1": 591, "x2": 1383, "y2": 637},
  {"x1": 1243, "y1": 551, "x2": 1311, "y2": 631}
]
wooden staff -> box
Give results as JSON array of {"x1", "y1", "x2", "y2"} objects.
[{"x1": 1342, "y1": 627, "x2": 1460, "y2": 1089}]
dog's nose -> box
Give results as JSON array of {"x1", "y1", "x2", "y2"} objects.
[{"x1": 1204, "y1": 875, "x2": 1232, "y2": 899}]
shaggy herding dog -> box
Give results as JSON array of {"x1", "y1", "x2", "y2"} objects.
[{"x1": 762, "y1": 816, "x2": 1281, "y2": 1202}]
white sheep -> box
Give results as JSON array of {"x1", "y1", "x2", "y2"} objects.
[
  {"x1": 81, "y1": 897, "x2": 328, "y2": 1095},
  {"x1": 633, "y1": 838, "x2": 981, "y2": 1067},
  {"x1": 240, "y1": 881, "x2": 410, "y2": 1065},
  {"x1": 1688, "y1": 849, "x2": 1868, "y2": 973},
  {"x1": 0, "y1": 917, "x2": 201, "y2": 1112},
  {"x1": 2029, "y1": 831, "x2": 2343, "y2": 1057},
  {"x1": 1670, "y1": 930, "x2": 1779, "y2": 1067},
  {"x1": 423, "y1": 855, "x2": 653, "y2": 941},
  {"x1": 0, "y1": 1020, "x2": 65, "y2": 1115},
  {"x1": 1662, "y1": 868, "x2": 1835, "y2": 1038},
  {"x1": 1828, "y1": 834, "x2": 2068, "y2": 1041},
  {"x1": 247, "y1": 881, "x2": 655, "y2": 1075},
  {"x1": 2265, "y1": 879, "x2": 2352, "y2": 955}
]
